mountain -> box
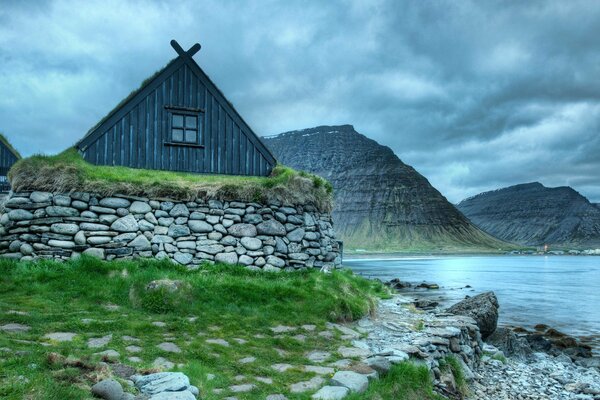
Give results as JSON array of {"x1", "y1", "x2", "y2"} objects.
[
  {"x1": 263, "y1": 125, "x2": 506, "y2": 252},
  {"x1": 457, "y1": 182, "x2": 600, "y2": 247}
]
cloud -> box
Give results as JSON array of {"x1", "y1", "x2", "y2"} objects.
[{"x1": 1, "y1": 0, "x2": 599, "y2": 202}]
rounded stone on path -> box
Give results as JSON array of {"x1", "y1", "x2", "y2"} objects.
[
  {"x1": 305, "y1": 365, "x2": 335, "y2": 375},
  {"x1": 122, "y1": 335, "x2": 140, "y2": 342},
  {"x1": 338, "y1": 346, "x2": 371, "y2": 358},
  {"x1": 0, "y1": 323, "x2": 30, "y2": 333},
  {"x1": 206, "y1": 338, "x2": 229, "y2": 347},
  {"x1": 128, "y1": 356, "x2": 142, "y2": 363},
  {"x1": 266, "y1": 395, "x2": 288, "y2": 400},
  {"x1": 271, "y1": 363, "x2": 293, "y2": 372},
  {"x1": 302, "y1": 324, "x2": 317, "y2": 331},
  {"x1": 312, "y1": 386, "x2": 350, "y2": 400},
  {"x1": 233, "y1": 338, "x2": 247, "y2": 345},
  {"x1": 330, "y1": 371, "x2": 369, "y2": 393},
  {"x1": 91, "y1": 379, "x2": 124, "y2": 400},
  {"x1": 152, "y1": 321, "x2": 167, "y2": 327},
  {"x1": 239, "y1": 356, "x2": 256, "y2": 364},
  {"x1": 290, "y1": 376, "x2": 325, "y2": 393},
  {"x1": 87, "y1": 334, "x2": 112, "y2": 348},
  {"x1": 126, "y1": 345, "x2": 142, "y2": 353},
  {"x1": 157, "y1": 342, "x2": 181, "y2": 353},
  {"x1": 307, "y1": 351, "x2": 331, "y2": 363},
  {"x1": 152, "y1": 357, "x2": 175, "y2": 370},
  {"x1": 271, "y1": 325, "x2": 296, "y2": 333},
  {"x1": 229, "y1": 383, "x2": 256, "y2": 393},
  {"x1": 44, "y1": 332, "x2": 77, "y2": 342},
  {"x1": 255, "y1": 376, "x2": 273, "y2": 384},
  {"x1": 94, "y1": 349, "x2": 120, "y2": 360}
]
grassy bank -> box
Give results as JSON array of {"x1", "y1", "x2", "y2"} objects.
[
  {"x1": 0, "y1": 257, "x2": 393, "y2": 399},
  {"x1": 8, "y1": 149, "x2": 333, "y2": 211}
]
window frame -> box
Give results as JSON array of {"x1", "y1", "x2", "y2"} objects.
[{"x1": 164, "y1": 106, "x2": 205, "y2": 148}]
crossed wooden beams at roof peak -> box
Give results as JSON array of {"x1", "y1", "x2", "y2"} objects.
[{"x1": 170, "y1": 40, "x2": 201, "y2": 58}]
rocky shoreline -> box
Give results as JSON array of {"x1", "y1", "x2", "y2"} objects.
[{"x1": 378, "y1": 281, "x2": 600, "y2": 399}]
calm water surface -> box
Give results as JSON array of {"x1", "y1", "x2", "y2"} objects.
[{"x1": 346, "y1": 255, "x2": 600, "y2": 352}]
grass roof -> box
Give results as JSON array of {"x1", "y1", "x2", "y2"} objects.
[
  {"x1": 0, "y1": 133, "x2": 21, "y2": 159},
  {"x1": 8, "y1": 148, "x2": 333, "y2": 211}
]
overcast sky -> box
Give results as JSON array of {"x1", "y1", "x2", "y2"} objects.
[{"x1": 1, "y1": 0, "x2": 599, "y2": 203}]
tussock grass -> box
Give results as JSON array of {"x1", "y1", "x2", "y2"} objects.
[
  {"x1": 0, "y1": 257, "x2": 386, "y2": 399},
  {"x1": 8, "y1": 148, "x2": 333, "y2": 211},
  {"x1": 346, "y1": 361, "x2": 445, "y2": 400}
]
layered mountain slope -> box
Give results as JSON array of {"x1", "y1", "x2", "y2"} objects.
[
  {"x1": 264, "y1": 125, "x2": 506, "y2": 252},
  {"x1": 457, "y1": 182, "x2": 600, "y2": 247}
]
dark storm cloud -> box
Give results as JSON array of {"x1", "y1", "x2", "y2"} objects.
[{"x1": 1, "y1": 0, "x2": 599, "y2": 202}]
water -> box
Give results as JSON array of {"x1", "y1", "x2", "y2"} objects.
[{"x1": 345, "y1": 255, "x2": 600, "y2": 353}]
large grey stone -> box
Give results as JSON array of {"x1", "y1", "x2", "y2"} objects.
[
  {"x1": 287, "y1": 228, "x2": 305, "y2": 242},
  {"x1": 48, "y1": 239, "x2": 76, "y2": 249},
  {"x1": 189, "y1": 220, "x2": 213, "y2": 233},
  {"x1": 111, "y1": 215, "x2": 139, "y2": 232},
  {"x1": 91, "y1": 379, "x2": 124, "y2": 400},
  {"x1": 312, "y1": 386, "x2": 350, "y2": 400},
  {"x1": 8, "y1": 209, "x2": 33, "y2": 221},
  {"x1": 174, "y1": 252, "x2": 193, "y2": 265},
  {"x1": 228, "y1": 223, "x2": 257, "y2": 237},
  {"x1": 240, "y1": 237, "x2": 262, "y2": 250},
  {"x1": 46, "y1": 206, "x2": 79, "y2": 217},
  {"x1": 447, "y1": 291, "x2": 499, "y2": 339},
  {"x1": 134, "y1": 372, "x2": 191, "y2": 395},
  {"x1": 215, "y1": 252, "x2": 238, "y2": 264},
  {"x1": 197, "y1": 244, "x2": 225, "y2": 255},
  {"x1": 257, "y1": 220, "x2": 286, "y2": 236},
  {"x1": 128, "y1": 235, "x2": 151, "y2": 250},
  {"x1": 129, "y1": 201, "x2": 152, "y2": 214},
  {"x1": 266, "y1": 255, "x2": 285, "y2": 268},
  {"x1": 53, "y1": 195, "x2": 71, "y2": 207},
  {"x1": 30, "y1": 191, "x2": 52, "y2": 203},
  {"x1": 50, "y1": 223, "x2": 79, "y2": 235},
  {"x1": 168, "y1": 224, "x2": 190, "y2": 238},
  {"x1": 80, "y1": 223, "x2": 110, "y2": 231},
  {"x1": 330, "y1": 371, "x2": 368, "y2": 393},
  {"x1": 169, "y1": 204, "x2": 189, "y2": 217},
  {"x1": 99, "y1": 197, "x2": 131, "y2": 209},
  {"x1": 83, "y1": 248, "x2": 105, "y2": 259}
]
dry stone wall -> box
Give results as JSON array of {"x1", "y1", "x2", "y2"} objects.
[{"x1": 0, "y1": 191, "x2": 341, "y2": 271}]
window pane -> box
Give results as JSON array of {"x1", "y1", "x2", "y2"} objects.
[
  {"x1": 172, "y1": 129, "x2": 184, "y2": 142},
  {"x1": 185, "y1": 116, "x2": 197, "y2": 128},
  {"x1": 172, "y1": 114, "x2": 184, "y2": 127},
  {"x1": 185, "y1": 130, "x2": 197, "y2": 143}
]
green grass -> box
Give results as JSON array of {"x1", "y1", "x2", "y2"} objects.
[
  {"x1": 8, "y1": 149, "x2": 333, "y2": 211},
  {"x1": 346, "y1": 362, "x2": 445, "y2": 400},
  {"x1": 0, "y1": 257, "x2": 387, "y2": 399},
  {"x1": 439, "y1": 355, "x2": 468, "y2": 396}
]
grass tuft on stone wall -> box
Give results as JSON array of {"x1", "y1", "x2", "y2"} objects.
[{"x1": 8, "y1": 148, "x2": 333, "y2": 211}]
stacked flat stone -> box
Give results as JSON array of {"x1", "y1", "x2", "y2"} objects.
[{"x1": 0, "y1": 192, "x2": 342, "y2": 271}]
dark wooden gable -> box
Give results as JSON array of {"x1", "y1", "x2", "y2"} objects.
[
  {"x1": 0, "y1": 136, "x2": 20, "y2": 191},
  {"x1": 76, "y1": 40, "x2": 276, "y2": 177}
]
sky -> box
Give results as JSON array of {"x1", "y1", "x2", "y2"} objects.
[{"x1": 1, "y1": 0, "x2": 599, "y2": 203}]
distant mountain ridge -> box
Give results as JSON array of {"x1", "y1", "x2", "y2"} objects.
[
  {"x1": 264, "y1": 125, "x2": 506, "y2": 252},
  {"x1": 457, "y1": 182, "x2": 600, "y2": 247}
]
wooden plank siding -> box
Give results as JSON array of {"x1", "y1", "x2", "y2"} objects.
[{"x1": 78, "y1": 55, "x2": 276, "y2": 177}]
